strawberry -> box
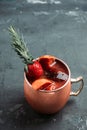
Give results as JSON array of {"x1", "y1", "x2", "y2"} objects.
[
  {"x1": 9, "y1": 26, "x2": 43, "y2": 79},
  {"x1": 27, "y1": 61, "x2": 44, "y2": 79}
]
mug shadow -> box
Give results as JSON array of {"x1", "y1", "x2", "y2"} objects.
[
  {"x1": 6, "y1": 98, "x2": 76, "y2": 128},
  {"x1": 61, "y1": 98, "x2": 77, "y2": 114},
  {"x1": 65, "y1": 98, "x2": 76, "y2": 107},
  {"x1": 5, "y1": 98, "x2": 57, "y2": 127}
]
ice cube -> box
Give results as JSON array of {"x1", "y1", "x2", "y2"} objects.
[{"x1": 57, "y1": 71, "x2": 68, "y2": 81}]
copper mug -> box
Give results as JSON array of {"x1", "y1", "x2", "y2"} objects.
[{"x1": 24, "y1": 55, "x2": 84, "y2": 114}]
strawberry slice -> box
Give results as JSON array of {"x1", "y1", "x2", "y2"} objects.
[{"x1": 32, "y1": 78, "x2": 53, "y2": 90}]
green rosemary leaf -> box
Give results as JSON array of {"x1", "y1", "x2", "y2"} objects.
[{"x1": 9, "y1": 26, "x2": 33, "y2": 64}]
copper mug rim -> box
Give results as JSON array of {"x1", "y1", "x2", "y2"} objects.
[{"x1": 24, "y1": 55, "x2": 71, "y2": 93}]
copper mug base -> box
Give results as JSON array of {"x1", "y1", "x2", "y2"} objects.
[{"x1": 24, "y1": 55, "x2": 84, "y2": 114}]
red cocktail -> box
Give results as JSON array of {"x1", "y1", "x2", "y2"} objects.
[{"x1": 26, "y1": 55, "x2": 69, "y2": 91}]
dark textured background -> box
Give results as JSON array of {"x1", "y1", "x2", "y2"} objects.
[{"x1": 0, "y1": 0, "x2": 87, "y2": 130}]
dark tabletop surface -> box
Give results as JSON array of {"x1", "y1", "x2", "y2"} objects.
[{"x1": 0, "y1": 0, "x2": 87, "y2": 130}]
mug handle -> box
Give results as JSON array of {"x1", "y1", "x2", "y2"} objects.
[{"x1": 70, "y1": 76, "x2": 84, "y2": 96}]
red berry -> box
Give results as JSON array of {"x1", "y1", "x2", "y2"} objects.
[{"x1": 27, "y1": 61, "x2": 44, "y2": 79}]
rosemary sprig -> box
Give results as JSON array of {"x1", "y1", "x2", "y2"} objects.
[{"x1": 9, "y1": 26, "x2": 33, "y2": 65}]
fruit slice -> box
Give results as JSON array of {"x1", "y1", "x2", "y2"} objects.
[
  {"x1": 32, "y1": 78, "x2": 53, "y2": 90},
  {"x1": 39, "y1": 55, "x2": 58, "y2": 74},
  {"x1": 39, "y1": 55, "x2": 54, "y2": 70}
]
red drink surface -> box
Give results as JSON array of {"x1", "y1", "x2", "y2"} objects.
[{"x1": 26, "y1": 56, "x2": 69, "y2": 91}]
